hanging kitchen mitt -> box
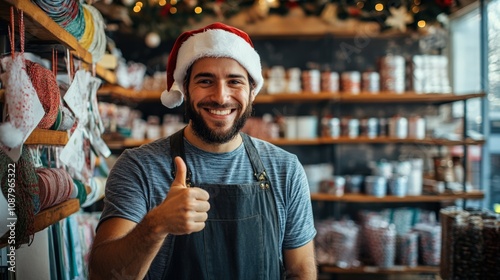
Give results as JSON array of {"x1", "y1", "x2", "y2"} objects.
[{"x1": 0, "y1": 55, "x2": 44, "y2": 150}]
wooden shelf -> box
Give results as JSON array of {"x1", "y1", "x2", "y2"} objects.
[
  {"x1": 320, "y1": 265, "x2": 439, "y2": 274},
  {"x1": 311, "y1": 191, "x2": 485, "y2": 203},
  {"x1": 25, "y1": 128, "x2": 68, "y2": 146},
  {"x1": 254, "y1": 92, "x2": 485, "y2": 104},
  {"x1": 268, "y1": 136, "x2": 485, "y2": 146},
  {"x1": 96, "y1": 85, "x2": 485, "y2": 105},
  {"x1": 97, "y1": 85, "x2": 161, "y2": 101},
  {"x1": 0, "y1": 198, "x2": 80, "y2": 248},
  {"x1": 104, "y1": 136, "x2": 485, "y2": 150},
  {"x1": 34, "y1": 198, "x2": 80, "y2": 232},
  {"x1": 0, "y1": 0, "x2": 116, "y2": 84}
]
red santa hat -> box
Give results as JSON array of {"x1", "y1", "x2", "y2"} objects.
[{"x1": 160, "y1": 22, "x2": 263, "y2": 108}]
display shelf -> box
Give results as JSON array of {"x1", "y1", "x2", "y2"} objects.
[
  {"x1": 96, "y1": 86, "x2": 485, "y2": 105},
  {"x1": 34, "y1": 198, "x2": 80, "y2": 232},
  {"x1": 320, "y1": 265, "x2": 439, "y2": 275},
  {"x1": 269, "y1": 137, "x2": 485, "y2": 146},
  {"x1": 97, "y1": 85, "x2": 160, "y2": 101},
  {"x1": 311, "y1": 190, "x2": 485, "y2": 203},
  {"x1": 254, "y1": 92, "x2": 485, "y2": 104},
  {"x1": 25, "y1": 128, "x2": 68, "y2": 146},
  {"x1": 0, "y1": 0, "x2": 116, "y2": 84},
  {"x1": 103, "y1": 136, "x2": 485, "y2": 150},
  {"x1": 0, "y1": 198, "x2": 80, "y2": 248}
]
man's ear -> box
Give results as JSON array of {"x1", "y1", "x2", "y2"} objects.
[{"x1": 250, "y1": 90, "x2": 256, "y2": 103}]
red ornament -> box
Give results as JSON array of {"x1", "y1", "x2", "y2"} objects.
[
  {"x1": 160, "y1": 4, "x2": 171, "y2": 17},
  {"x1": 435, "y1": 0, "x2": 454, "y2": 8},
  {"x1": 347, "y1": 6, "x2": 362, "y2": 17}
]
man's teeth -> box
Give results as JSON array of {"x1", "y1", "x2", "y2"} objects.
[{"x1": 209, "y1": 109, "x2": 231, "y2": 115}]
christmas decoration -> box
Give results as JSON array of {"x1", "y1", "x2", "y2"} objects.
[
  {"x1": 145, "y1": 31, "x2": 161, "y2": 48},
  {"x1": 121, "y1": 0, "x2": 134, "y2": 7},
  {"x1": 385, "y1": 6, "x2": 413, "y2": 32},
  {"x1": 418, "y1": 23, "x2": 448, "y2": 53},
  {"x1": 109, "y1": 0, "x2": 461, "y2": 41}
]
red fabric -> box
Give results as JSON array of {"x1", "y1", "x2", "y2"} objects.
[
  {"x1": 25, "y1": 60, "x2": 60, "y2": 129},
  {"x1": 166, "y1": 22, "x2": 254, "y2": 91}
]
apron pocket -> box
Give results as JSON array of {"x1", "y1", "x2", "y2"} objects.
[{"x1": 204, "y1": 214, "x2": 264, "y2": 280}]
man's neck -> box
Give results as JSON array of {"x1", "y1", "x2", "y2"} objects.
[{"x1": 183, "y1": 125, "x2": 242, "y2": 153}]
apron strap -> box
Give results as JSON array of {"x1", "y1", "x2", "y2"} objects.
[
  {"x1": 240, "y1": 133, "x2": 269, "y2": 183},
  {"x1": 169, "y1": 127, "x2": 193, "y2": 187}
]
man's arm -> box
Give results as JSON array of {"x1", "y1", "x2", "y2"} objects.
[
  {"x1": 283, "y1": 240, "x2": 317, "y2": 280},
  {"x1": 89, "y1": 216, "x2": 168, "y2": 280},
  {"x1": 89, "y1": 157, "x2": 210, "y2": 279}
]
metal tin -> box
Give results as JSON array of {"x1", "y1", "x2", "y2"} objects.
[
  {"x1": 365, "y1": 176, "x2": 387, "y2": 197},
  {"x1": 367, "y1": 118, "x2": 378, "y2": 138},
  {"x1": 341, "y1": 71, "x2": 361, "y2": 94},
  {"x1": 389, "y1": 116, "x2": 408, "y2": 139},
  {"x1": 408, "y1": 116, "x2": 426, "y2": 139},
  {"x1": 389, "y1": 175, "x2": 408, "y2": 197},
  {"x1": 321, "y1": 71, "x2": 339, "y2": 93},
  {"x1": 362, "y1": 71, "x2": 380, "y2": 93},
  {"x1": 348, "y1": 118, "x2": 360, "y2": 138},
  {"x1": 329, "y1": 117, "x2": 340, "y2": 138}
]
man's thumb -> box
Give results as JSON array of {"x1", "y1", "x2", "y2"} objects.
[{"x1": 172, "y1": 156, "x2": 187, "y2": 188}]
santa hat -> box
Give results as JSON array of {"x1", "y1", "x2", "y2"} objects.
[{"x1": 160, "y1": 22, "x2": 263, "y2": 108}]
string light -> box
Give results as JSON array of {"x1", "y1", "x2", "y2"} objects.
[
  {"x1": 418, "y1": 20, "x2": 426, "y2": 28},
  {"x1": 356, "y1": 2, "x2": 364, "y2": 9},
  {"x1": 133, "y1": 5, "x2": 141, "y2": 12},
  {"x1": 159, "y1": 0, "x2": 166, "y2": 6},
  {"x1": 170, "y1": 6, "x2": 177, "y2": 14},
  {"x1": 170, "y1": 0, "x2": 177, "y2": 5},
  {"x1": 136, "y1": 1, "x2": 143, "y2": 7},
  {"x1": 412, "y1": 5, "x2": 420, "y2": 13},
  {"x1": 375, "y1": 3, "x2": 384, "y2": 11},
  {"x1": 194, "y1": 6, "x2": 202, "y2": 14}
]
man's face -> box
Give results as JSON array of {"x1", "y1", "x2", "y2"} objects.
[{"x1": 184, "y1": 57, "x2": 254, "y2": 144}]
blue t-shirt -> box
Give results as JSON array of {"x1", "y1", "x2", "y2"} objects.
[{"x1": 99, "y1": 135, "x2": 316, "y2": 278}]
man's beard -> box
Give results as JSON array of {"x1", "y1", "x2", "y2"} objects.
[{"x1": 185, "y1": 96, "x2": 253, "y2": 144}]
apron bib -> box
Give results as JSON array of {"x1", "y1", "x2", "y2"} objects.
[{"x1": 162, "y1": 129, "x2": 284, "y2": 280}]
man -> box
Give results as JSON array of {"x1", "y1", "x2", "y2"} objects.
[{"x1": 89, "y1": 22, "x2": 317, "y2": 279}]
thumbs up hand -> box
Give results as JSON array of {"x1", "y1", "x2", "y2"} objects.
[{"x1": 156, "y1": 156, "x2": 210, "y2": 235}]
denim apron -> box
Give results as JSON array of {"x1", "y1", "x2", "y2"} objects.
[{"x1": 162, "y1": 129, "x2": 284, "y2": 280}]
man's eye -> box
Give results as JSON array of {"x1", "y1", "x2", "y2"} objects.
[
  {"x1": 229, "y1": 80, "x2": 243, "y2": 85},
  {"x1": 197, "y1": 79, "x2": 212, "y2": 84}
]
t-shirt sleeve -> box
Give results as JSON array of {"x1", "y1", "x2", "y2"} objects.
[
  {"x1": 282, "y1": 156, "x2": 317, "y2": 249},
  {"x1": 98, "y1": 150, "x2": 150, "y2": 228}
]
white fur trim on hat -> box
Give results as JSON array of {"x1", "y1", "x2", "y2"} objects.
[{"x1": 161, "y1": 82, "x2": 184, "y2": 108}]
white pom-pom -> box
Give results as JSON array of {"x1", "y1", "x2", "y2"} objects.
[
  {"x1": 161, "y1": 82, "x2": 184, "y2": 108},
  {"x1": 0, "y1": 122, "x2": 24, "y2": 148}
]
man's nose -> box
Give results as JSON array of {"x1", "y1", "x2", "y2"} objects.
[{"x1": 212, "y1": 82, "x2": 231, "y2": 104}]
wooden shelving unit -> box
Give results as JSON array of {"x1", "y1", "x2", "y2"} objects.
[
  {"x1": 0, "y1": 198, "x2": 80, "y2": 248},
  {"x1": 25, "y1": 128, "x2": 69, "y2": 146},
  {"x1": 97, "y1": 85, "x2": 161, "y2": 101},
  {"x1": 311, "y1": 190, "x2": 485, "y2": 203},
  {"x1": 0, "y1": 0, "x2": 116, "y2": 84},
  {"x1": 33, "y1": 198, "x2": 80, "y2": 232},
  {"x1": 104, "y1": 136, "x2": 484, "y2": 150},
  {"x1": 320, "y1": 265, "x2": 439, "y2": 275},
  {"x1": 96, "y1": 85, "x2": 485, "y2": 105},
  {"x1": 255, "y1": 92, "x2": 485, "y2": 104},
  {"x1": 0, "y1": 129, "x2": 78, "y2": 249}
]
